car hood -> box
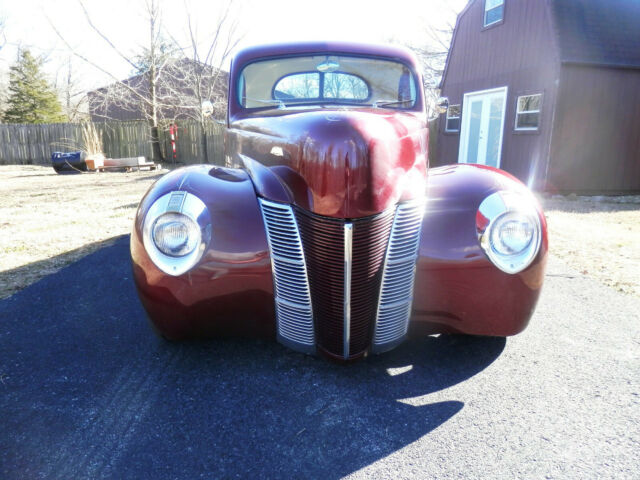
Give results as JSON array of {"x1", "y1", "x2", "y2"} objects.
[{"x1": 227, "y1": 108, "x2": 428, "y2": 218}]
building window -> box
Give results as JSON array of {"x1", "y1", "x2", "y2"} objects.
[
  {"x1": 484, "y1": 0, "x2": 505, "y2": 27},
  {"x1": 515, "y1": 94, "x2": 542, "y2": 131},
  {"x1": 445, "y1": 104, "x2": 461, "y2": 132}
]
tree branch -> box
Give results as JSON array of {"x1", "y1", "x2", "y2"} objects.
[{"x1": 77, "y1": 0, "x2": 140, "y2": 71}]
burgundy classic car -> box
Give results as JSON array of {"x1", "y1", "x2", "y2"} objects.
[{"x1": 130, "y1": 42, "x2": 548, "y2": 361}]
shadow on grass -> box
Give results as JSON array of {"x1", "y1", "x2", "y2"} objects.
[
  {"x1": 7, "y1": 172, "x2": 60, "y2": 179},
  {"x1": 0, "y1": 237, "x2": 505, "y2": 479},
  {"x1": 114, "y1": 202, "x2": 139, "y2": 210},
  {"x1": 133, "y1": 172, "x2": 167, "y2": 182}
]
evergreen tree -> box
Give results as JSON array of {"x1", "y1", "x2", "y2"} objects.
[{"x1": 2, "y1": 50, "x2": 67, "y2": 124}]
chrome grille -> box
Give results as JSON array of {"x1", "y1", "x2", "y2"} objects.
[
  {"x1": 260, "y1": 197, "x2": 424, "y2": 357},
  {"x1": 373, "y1": 201, "x2": 425, "y2": 351},
  {"x1": 296, "y1": 207, "x2": 394, "y2": 359},
  {"x1": 259, "y1": 199, "x2": 314, "y2": 352}
]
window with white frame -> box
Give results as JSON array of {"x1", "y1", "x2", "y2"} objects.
[
  {"x1": 484, "y1": 0, "x2": 505, "y2": 27},
  {"x1": 445, "y1": 104, "x2": 461, "y2": 132},
  {"x1": 515, "y1": 94, "x2": 542, "y2": 130}
]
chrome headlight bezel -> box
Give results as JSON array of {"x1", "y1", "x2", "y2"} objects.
[
  {"x1": 142, "y1": 191, "x2": 210, "y2": 276},
  {"x1": 476, "y1": 191, "x2": 542, "y2": 274}
]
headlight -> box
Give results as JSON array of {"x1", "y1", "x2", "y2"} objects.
[
  {"x1": 489, "y1": 212, "x2": 535, "y2": 256},
  {"x1": 142, "y1": 191, "x2": 210, "y2": 276},
  {"x1": 152, "y1": 213, "x2": 200, "y2": 257},
  {"x1": 477, "y1": 192, "x2": 541, "y2": 274}
]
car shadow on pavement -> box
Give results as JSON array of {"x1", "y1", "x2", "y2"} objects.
[
  {"x1": 0, "y1": 236, "x2": 123, "y2": 300},
  {"x1": 0, "y1": 236, "x2": 505, "y2": 480}
]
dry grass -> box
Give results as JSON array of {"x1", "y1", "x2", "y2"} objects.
[
  {"x1": 542, "y1": 194, "x2": 640, "y2": 297},
  {"x1": 0, "y1": 165, "x2": 165, "y2": 299},
  {"x1": 1, "y1": 166, "x2": 639, "y2": 300},
  {"x1": 80, "y1": 122, "x2": 104, "y2": 156}
]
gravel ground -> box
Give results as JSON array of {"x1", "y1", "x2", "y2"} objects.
[{"x1": 1, "y1": 165, "x2": 639, "y2": 299}]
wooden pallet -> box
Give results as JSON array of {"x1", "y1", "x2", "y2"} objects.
[
  {"x1": 87, "y1": 156, "x2": 161, "y2": 173},
  {"x1": 95, "y1": 163, "x2": 161, "y2": 173}
]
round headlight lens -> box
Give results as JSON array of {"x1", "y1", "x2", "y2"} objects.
[
  {"x1": 152, "y1": 212, "x2": 200, "y2": 257},
  {"x1": 490, "y1": 213, "x2": 535, "y2": 256},
  {"x1": 477, "y1": 191, "x2": 542, "y2": 274}
]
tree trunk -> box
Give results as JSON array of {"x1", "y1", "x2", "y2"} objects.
[
  {"x1": 200, "y1": 117, "x2": 209, "y2": 164},
  {"x1": 150, "y1": 124, "x2": 163, "y2": 163},
  {"x1": 148, "y1": 0, "x2": 164, "y2": 163}
]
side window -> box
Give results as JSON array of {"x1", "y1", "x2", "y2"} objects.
[
  {"x1": 274, "y1": 73, "x2": 320, "y2": 100},
  {"x1": 238, "y1": 74, "x2": 246, "y2": 106},
  {"x1": 445, "y1": 104, "x2": 461, "y2": 132},
  {"x1": 515, "y1": 94, "x2": 542, "y2": 131},
  {"x1": 484, "y1": 0, "x2": 504, "y2": 27},
  {"x1": 323, "y1": 73, "x2": 369, "y2": 100},
  {"x1": 397, "y1": 67, "x2": 416, "y2": 105}
]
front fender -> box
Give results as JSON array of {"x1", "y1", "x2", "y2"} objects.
[
  {"x1": 411, "y1": 164, "x2": 548, "y2": 336},
  {"x1": 131, "y1": 165, "x2": 275, "y2": 340}
]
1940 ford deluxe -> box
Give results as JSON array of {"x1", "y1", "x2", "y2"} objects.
[{"x1": 130, "y1": 42, "x2": 548, "y2": 361}]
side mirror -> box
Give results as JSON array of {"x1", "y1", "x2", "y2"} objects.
[{"x1": 436, "y1": 97, "x2": 449, "y2": 115}]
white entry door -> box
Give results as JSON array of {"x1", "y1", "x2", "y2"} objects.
[{"x1": 458, "y1": 87, "x2": 508, "y2": 168}]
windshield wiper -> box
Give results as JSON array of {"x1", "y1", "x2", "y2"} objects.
[
  {"x1": 373, "y1": 99, "x2": 414, "y2": 108},
  {"x1": 245, "y1": 97, "x2": 285, "y2": 109}
]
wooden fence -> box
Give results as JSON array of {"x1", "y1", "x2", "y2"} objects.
[{"x1": 0, "y1": 120, "x2": 226, "y2": 166}]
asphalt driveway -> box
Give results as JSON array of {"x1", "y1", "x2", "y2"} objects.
[{"x1": 1, "y1": 236, "x2": 638, "y2": 479}]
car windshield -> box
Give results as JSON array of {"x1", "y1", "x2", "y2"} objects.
[{"x1": 238, "y1": 54, "x2": 418, "y2": 110}]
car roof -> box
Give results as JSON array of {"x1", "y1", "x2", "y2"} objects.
[{"x1": 231, "y1": 41, "x2": 421, "y2": 71}]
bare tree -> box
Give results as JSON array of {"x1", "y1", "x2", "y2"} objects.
[
  {"x1": 393, "y1": 5, "x2": 457, "y2": 116},
  {"x1": 411, "y1": 25, "x2": 454, "y2": 114},
  {"x1": 54, "y1": 57, "x2": 88, "y2": 122},
  {"x1": 49, "y1": 0, "x2": 167, "y2": 160},
  {"x1": 144, "y1": 0, "x2": 164, "y2": 161},
  {"x1": 168, "y1": 0, "x2": 241, "y2": 162},
  {"x1": 50, "y1": 0, "x2": 240, "y2": 163},
  {"x1": 323, "y1": 73, "x2": 368, "y2": 100}
]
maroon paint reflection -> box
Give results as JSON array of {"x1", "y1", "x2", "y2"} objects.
[
  {"x1": 131, "y1": 166, "x2": 276, "y2": 340},
  {"x1": 226, "y1": 108, "x2": 428, "y2": 218},
  {"x1": 411, "y1": 165, "x2": 548, "y2": 337}
]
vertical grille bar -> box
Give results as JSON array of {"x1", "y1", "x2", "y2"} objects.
[
  {"x1": 372, "y1": 200, "x2": 425, "y2": 352},
  {"x1": 296, "y1": 209, "x2": 345, "y2": 356},
  {"x1": 343, "y1": 223, "x2": 353, "y2": 359},
  {"x1": 259, "y1": 199, "x2": 315, "y2": 353},
  {"x1": 298, "y1": 206, "x2": 394, "y2": 359},
  {"x1": 349, "y1": 210, "x2": 395, "y2": 355}
]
